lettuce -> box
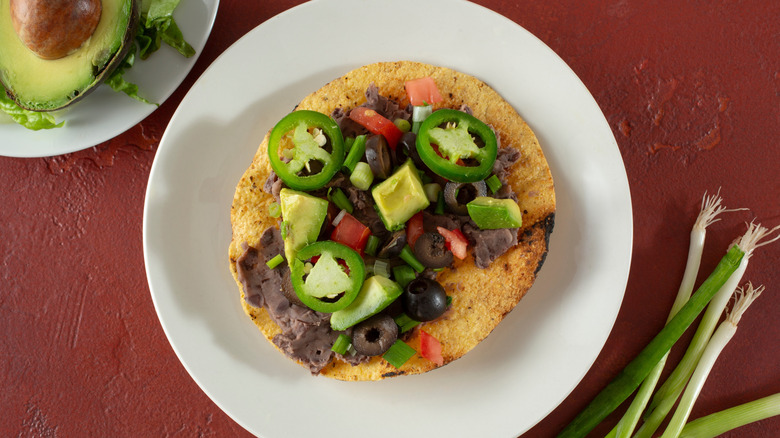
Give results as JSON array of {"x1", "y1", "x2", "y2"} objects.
[{"x1": 0, "y1": 85, "x2": 63, "y2": 131}]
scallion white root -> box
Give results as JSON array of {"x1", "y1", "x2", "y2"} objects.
[
  {"x1": 678, "y1": 392, "x2": 780, "y2": 438},
  {"x1": 635, "y1": 221, "x2": 780, "y2": 438},
  {"x1": 609, "y1": 192, "x2": 740, "y2": 438},
  {"x1": 660, "y1": 284, "x2": 765, "y2": 438}
]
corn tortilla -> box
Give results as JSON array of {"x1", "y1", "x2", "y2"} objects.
[{"x1": 229, "y1": 61, "x2": 555, "y2": 380}]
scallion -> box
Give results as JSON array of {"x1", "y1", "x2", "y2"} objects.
[
  {"x1": 399, "y1": 244, "x2": 425, "y2": 273},
  {"x1": 394, "y1": 118, "x2": 411, "y2": 133},
  {"x1": 412, "y1": 105, "x2": 432, "y2": 134},
  {"x1": 611, "y1": 192, "x2": 740, "y2": 438},
  {"x1": 486, "y1": 174, "x2": 502, "y2": 194},
  {"x1": 331, "y1": 334, "x2": 352, "y2": 355},
  {"x1": 373, "y1": 259, "x2": 391, "y2": 278},
  {"x1": 556, "y1": 244, "x2": 745, "y2": 438},
  {"x1": 350, "y1": 162, "x2": 374, "y2": 191},
  {"x1": 343, "y1": 134, "x2": 366, "y2": 174},
  {"x1": 328, "y1": 187, "x2": 353, "y2": 214},
  {"x1": 434, "y1": 190, "x2": 445, "y2": 215},
  {"x1": 661, "y1": 283, "x2": 764, "y2": 438},
  {"x1": 392, "y1": 264, "x2": 416, "y2": 288},
  {"x1": 679, "y1": 392, "x2": 780, "y2": 438},
  {"x1": 265, "y1": 254, "x2": 285, "y2": 269},
  {"x1": 332, "y1": 209, "x2": 347, "y2": 227},
  {"x1": 394, "y1": 313, "x2": 420, "y2": 333},
  {"x1": 424, "y1": 183, "x2": 442, "y2": 203},
  {"x1": 268, "y1": 201, "x2": 281, "y2": 218},
  {"x1": 364, "y1": 235, "x2": 380, "y2": 257},
  {"x1": 382, "y1": 339, "x2": 416, "y2": 368}
]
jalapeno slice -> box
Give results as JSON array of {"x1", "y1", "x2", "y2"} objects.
[
  {"x1": 290, "y1": 241, "x2": 366, "y2": 313},
  {"x1": 415, "y1": 109, "x2": 498, "y2": 183},
  {"x1": 267, "y1": 110, "x2": 345, "y2": 191}
]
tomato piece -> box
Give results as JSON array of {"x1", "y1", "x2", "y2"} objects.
[
  {"x1": 420, "y1": 330, "x2": 444, "y2": 366},
  {"x1": 406, "y1": 211, "x2": 424, "y2": 248},
  {"x1": 331, "y1": 212, "x2": 371, "y2": 254},
  {"x1": 436, "y1": 226, "x2": 468, "y2": 260},
  {"x1": 349, "y1": 107, "x2": 402, "y2": 150},
  {"x1": 405, "y1": 77, "x2": 443, "y2": 106}
]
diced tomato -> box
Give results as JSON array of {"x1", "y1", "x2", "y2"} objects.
[
  {"x1": 406, "y1": 211, "x2": 424, "y2": 248},
  {"x1": 405, "y1": 77, "x2": 443, "y2": 106},
  {"x1": 420, "y1": 330, "x2": 444, "y2": 366},
  {"x1": 436, "y1": 226, "x2": 468, "y2": 260},
  {"x1": 348, "y1": 107, "x2": 402, "y2": 150},
  {"x1": 331, "y1": 212, "x2": 371, "y2": 255}
]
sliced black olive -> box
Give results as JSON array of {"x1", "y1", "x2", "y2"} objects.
[
  {"x1": 413, "y1": 232, "x2": 453, "y2": 268},
  {"x1": 365, "y1": 134, "x2": 393, "y2": 179},
  {"x1": 396, "y1": 131, "x2": 424, "y2": 168},
  {"x1": 377, "y1": 230, "x2": 407, "y2": 259},
  {"x1": 402, "y1": 278, "x2": 448, "y2": 322},
  {"x1": 443, "y1": 181, "x2": 487, "y2": 215},
  {"x1": 351, "y1": 314, "x2": 398, "y2": 356}
]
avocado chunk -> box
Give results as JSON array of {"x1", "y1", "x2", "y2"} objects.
[
  {"x1": 0, "y1": 0, "x2": 138, "y2": 111},
  {"x1": 466, "y1": 196, "x2": 523, "y2": 229},
  {"x1": 330, "y1": 275, "x2": 403, "y2": 331},
  {"x1": 371, "y1": 159, "x2": 430, "y2": 231},
  {"x1": 279, "y1": 188, "x2": 329, "y2": 263}
]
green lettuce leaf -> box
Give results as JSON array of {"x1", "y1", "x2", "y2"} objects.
[
  {"x1": 0, "y1": 86, "x2": 63, "y2": 130},
  {"x1": 137, "y1": 0, "x2": 195, "y2": 59},
  {"x1": 104, "y1": 45, "x2": 155, "y2": 105}
]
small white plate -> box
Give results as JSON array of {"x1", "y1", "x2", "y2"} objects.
[
  {"x1": 143, "y1": 0, "x2": 633, "y2": 437},
  {"x1": 0, "y1": 0, "x2": 219, "y2": 158}
]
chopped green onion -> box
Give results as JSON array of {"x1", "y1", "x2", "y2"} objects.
[
  {"x1": 392, "y1": 264, "x2": 416, "y2": 288},
  {"x1": 394, "y1": 118, "x2": 411, "y2": 133},
  {"x1": 331, "y1": 334, "x2": 352, "y2": 355},
  {"x1": 446, "y1": 295, "x2": 452, "y2": 306},
  {"x1": 268, "y1": 202, "x2": 281, "y2": 218},
  {"x1": 382, "y1": 339, "x2": 416, "y2": 368},
  {"x1": 399, "y1": 244, "x2": 425, "y2": 273},
  {"x1": 280, "y1": 220, "x2": 289, "y2": 240},
  {"x1": 343, "y1": 134, "x2": 366, "y2": 174},
  {"x1": 661, "y1": 284, "x2": 764, "y2": 438},
  {"x1": 265, "y1": 254, "x2": 285, "y2": 269},
  {"x1": 394, "y1": 313, "x2": 420, "y2": 333},
  {"x1": 350, "y1": 162, "x2": 374, "y2": 191},
  {"x1": 612, "y1": 192, "x2": 739, "y2": 438},
  {"x1": 364, "y1": 235, "x2": 380, "y2": 257},
  {"x1": 434, "y1": 190, "x2": 445, "y2": 215},
  {"x1": 679, "y1": 392, "x2": 780, "y2": 438},
  {"x1": 424, "y1": 183, "x2": 442, "y2": 203},
  {"x1": 328, "y1": 187, "x2": 353, "y2": 214},
  {"x1": 373, "y1": 259, "x2": 391, "y2": 278},
  {"x1": 412, "y1": 105, "x2": 432, "y2": 134},
  {"x1": 557, "y1": 244, "x2": 744, "y2": 438},
  {"x1": 344, "y1": 136, "x2": 355, "y2": 151},
  {"x1": 486, "y1": 175, "x2": 502, "y2": 193}
]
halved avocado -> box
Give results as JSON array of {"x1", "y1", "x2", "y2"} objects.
[{"x1": 0, "y1": 0, "x2": 138, "y2": 111}]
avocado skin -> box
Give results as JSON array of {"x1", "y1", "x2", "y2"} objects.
[{"x1": 0, "y1": 0, "x2": 139, "y2": 112}]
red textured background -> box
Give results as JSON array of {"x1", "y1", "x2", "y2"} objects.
[{"x1": 1, "y1": 1, "x2": 778, "y2": 436}]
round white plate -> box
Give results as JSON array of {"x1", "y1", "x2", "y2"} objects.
[
  {"x1": 0, "y1": 0, "x2": 219, "y2": 158},
  {"x1": 143, "y1": 0, "x2": 633, "y2": 437}
]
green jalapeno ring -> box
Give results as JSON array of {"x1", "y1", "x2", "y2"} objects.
[
  {"x1": 290, "y1": 241, "x2": 366, "y2": 313},
  {"x1": 267, "y1": 110, "x2": 345, "y2": 191},
  {"x1": 415, "y1": 109, "x2": 498, "y2": 183}
]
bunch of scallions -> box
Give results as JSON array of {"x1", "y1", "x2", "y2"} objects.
[{"x1": 557, "y1": 191, "x2": 780, "y2": 438}]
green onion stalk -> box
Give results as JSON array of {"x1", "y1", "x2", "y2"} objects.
[
  {"x1": 607, "y1": 192, "x2": 741, "y2": 438},
  {"x1": 660, "y1": 283, "x2": 764, "y2": 438},
  {"x1": 634, "y1": 222, "x2": 780, "y2": 438},
  {"x1": 679, "y1": 392, "x2": 780, "y2": 438}
]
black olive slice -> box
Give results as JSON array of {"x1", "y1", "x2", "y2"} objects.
[
  {"x1": 365, "y1": 134, "x2": 393, "y2": 179},
  {"x1": 396, "y1": 131, "x2": 423, "y2": 168},
  {"x1": 402, "y1": 278, "x2": 448, "y2": 322},
  {"x1": 377, "y1": 230, "x2": 407, "y2": 259},
  {"x1": 444, "y1": 181, "x2": 487, "y2": 215},
  {"x1": 351, "y1": 314, "x2": 398, "y2": 356},
  {"x1": 413, "y1": 232, "x2": 453, "y2": 269}
]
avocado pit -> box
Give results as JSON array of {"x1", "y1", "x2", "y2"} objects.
[{"x1": 10, "y1": 0, "x2": 102, "y2": 60}]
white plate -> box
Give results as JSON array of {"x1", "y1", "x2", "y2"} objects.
[
  {"x1": 0, "y1": 0, "x2": 219, "y2": 158},
  {"x1": 143, "y1": 0, "x2": 633, "y2": 437}
]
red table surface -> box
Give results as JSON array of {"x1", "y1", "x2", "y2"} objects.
[{"x1": 1, "y1": 1, "x2": 778, "y2": 437}]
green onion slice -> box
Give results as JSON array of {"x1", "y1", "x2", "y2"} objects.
[
  {"x1": 399, "y1": 244, "x2": 425, "y2": 273},
  {"x1": 394, "y1": 313, "x2": 420, "y2": 333},
  {"x1": 265, "y1": 254, "x2": 285, "y2": 269},
  {"x1": 328, "y1": 187, "x2": 353, "y2": 214},
  {"x1": 382, "y1": 340, "x2": 416, "y2": 368},
  {"x1": 486, "y1": 175, "x2": 502, "y2": 193},
  {"x1": 331, "y1": 334, "x2": 352, "y2": 355},
  {"x1": 392, "y1": 264, "x2": 416, "y2": 289}
]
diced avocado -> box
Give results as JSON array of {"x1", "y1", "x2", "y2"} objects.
[
  {"x1": 280, "y1": 188, "x2": 329, "y2": 262},
  {"x1": 330, "y1": 275, "x2": 403, "y2": 331},
  {"x1": 466, "y1": 196, "x2": 523, "y2": 229},
  {"x1": 371, "y1": 159, "x2": 429, "y2": 231},
  {"x1": 0, "y1": 0, "x2": 139, "y2": 111}
]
